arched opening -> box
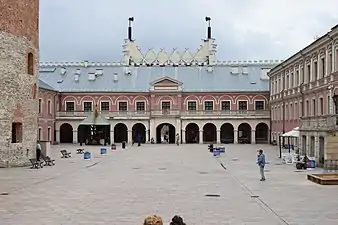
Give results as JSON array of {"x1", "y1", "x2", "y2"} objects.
[
  {"x1": 156, "y1": 123, "x2": 176, "y2": 143},
  {"x1": 319, "y1": 136, "x2": 325, "y2": 166},
  {"x1": 238, "y1": 123, "x2": 251, "y2": 144},
  {"x1": 28, "y1": 52, "x2": 34, "y2": 75},
  {"x1": 185, "y1": 123, "x2": 199, "y2": 143},
  {"x1": 255, "y1": 123, "x2": 269, "y2": 144},
  {"x1": 220, "y1": 123, "x2": 234, "y2": 144},
  {"x1": 60, "y1": 123, "x2": 73, "y2": 143},
  {"x1": 132, "y1": 123, "x2": 146, "y2": 143},
  {"x1": 203, "y1": 123, "x2": 216, "y2": 143},
  {"x1": 114, "y1": 123, "x2": 128, "y2": 143},
  {"x1": 78, "y1": 125, "x2": 110, "y2": 145}
]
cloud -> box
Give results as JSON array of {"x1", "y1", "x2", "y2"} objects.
[{"x1": 39, "y1": 0, "x2": 338, "y2": 62}]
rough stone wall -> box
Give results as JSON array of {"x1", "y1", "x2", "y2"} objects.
[{"x1": 0, "y1": 0, "x2": 39, "y2": 167}]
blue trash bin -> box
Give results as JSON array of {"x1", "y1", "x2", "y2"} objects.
[
  {"x1": 219, "y1": 147, "x2": 225, "y2": 153},
  {"x1": 307, "y1": 159, "x2": 316, "y2": 168},
  {"x1": 84, "y1": 152, "x2": 91, "y2": 160},
  {"x1": 213, "y1": 150, "x2": 220, "y2": 157},
  {"x1": 101, "y1": 148, "x2": 107, "y2": 155}
]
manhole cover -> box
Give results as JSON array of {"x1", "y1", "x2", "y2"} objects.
[
  {"x1": 264, "y1": 170, "x2": 270, "y2": 172},
  {"x1": 251, "y1": 195, "x2": 259, "y2": 198},
  {"x1": 199, "y1": 172, "x2": 209, "y2": 174},
  {"x1": 133, "y1": 167, "x2": 140, "y2": 170},
  {"x1": 274, "y1": 163, "x2": 282, "y2": 165},
  {"x1": 205, "y1": 194, "x2": 220, "y2": 197},
  {"x1": 0, "y1": 192, "x2": 9, "y2": 196},
  {"x1": 158, "y1": 168, "x2": 166, "y2": 170}
]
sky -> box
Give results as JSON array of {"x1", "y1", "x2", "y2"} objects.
[{"x1": 39, "y1": 0, "x2": 338, "y2": 62}]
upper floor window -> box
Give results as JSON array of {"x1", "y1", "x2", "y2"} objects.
[
  {"x1": 38, "y1": 99, "x2": 42, "y2": 113},
  {"x1": 238, "y1": 101, "x2": 248, "y2": 111},
  {"x1": 296, "y1": 70, "x2": 299, "y2": 85},
  {"x1": 312, "y1": 99, "x2": 316, "y2": 116},
  {"x1": 12, "y1": 122, "x2": 23, "y2": 143},
  {"x1": 66, "y1": 102, "x2": 75, "y2": 111},
  {"x1": 136, "y1": 102, "x2": 145, "y2": 111},
  {"x1": 307, "y1": 64, "x2": 311, "y2": 83},
  {"x1": 255, "y1": 101, "x2": 265, "y2": 110},
  {"x1": 319, "y1": 97, "x2": 324, "y2": 115},
  {"x1": 204, "y1": 101, "x2": 214, "y2": 110},
  {"x1": 161, "y1": 101, "x2": 170, "y2": 110},
  {"x1": 100, "y1": 102, "x2": 110, "y2": 111},
  {"x1": 47, "y1": 100, "x2": 51, "y2": 114},
  {"x1": 187, "y1": 101, "x2": 197, "y2": 111},
  {"x1": 221, "y1": 101, "x2": 231, "y2": 110},
  {"x1": 28, "y1": 52, "x2": 34, "y2": 75},
  {"x1": 321, "y1": 57, "x2": 325, "y2": 77},
  {"x1": 313, "y1": 61, "x2": 318, "y2": 80},
  {"x1": 83, "y1": 102, "x2": 92, "y2": 112},
  {"x1": 118, "y1": 101, "x2": 128, "y2": 111},
  {"x1": 290, "y1": 73, "x2": 294, "y2": 88}
]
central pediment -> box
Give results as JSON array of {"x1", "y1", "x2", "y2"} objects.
[{"x1": 150, "y1": 76, "x2": 182, "y2": 91}]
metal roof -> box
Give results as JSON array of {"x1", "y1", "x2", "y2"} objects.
[{"x1": 38, "y1": 63, "x2": 278, "y2": 93}]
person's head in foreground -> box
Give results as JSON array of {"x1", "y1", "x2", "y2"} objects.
[
  {"x1": 170, "y1": 215, "x2": 186, "y2": 225},
  {"x1": 258, "y1": 149, "x2": 263, "y2": 155},
  {"x1": 143, "y1": 215, "x2": 163, "y2": 225}
]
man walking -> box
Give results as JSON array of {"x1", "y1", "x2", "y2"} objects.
[
  {"x1": 36, "y1": 141, "x2": 42, "y2": 161},
  {"x1": 257, "y1": 149, "x2": 266, "y2": 181}
]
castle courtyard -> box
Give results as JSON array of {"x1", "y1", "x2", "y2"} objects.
[{"x1": 0, "y1": 144, "x2": 337, "y2": 225}]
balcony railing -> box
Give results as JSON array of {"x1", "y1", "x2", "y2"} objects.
[
  {"x1": 300, "y1": 115, "x2": 338, "y2": 131},
  {"x1": 56, "y1": 110, "x2": 270, "y2": 118}
]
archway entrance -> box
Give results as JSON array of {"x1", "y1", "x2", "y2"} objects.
[
  {"x1": 185, "y1": 123, "x2": 199, "y2": 143},
  {"x1": 255, "y1": 123, "x2": 269, "y2": 144},
  {"x1": 203, "y1": 123, "x2": 216, "y2": 143},
  {"x1": 156, "y1": 123, "x2": 175, "y2": 143},
  {"x1": 238, "y1": 123, "x2": 251, "y2": 144},
  {"x1": 132, "y1": 123, "x2": 146, "y2": 143},
  {"x1": 319, "y1": 136, "x2": 325, "y2": 166},
  {"x1": 60, "y1": 123, "x2": 73, "y2": 143},
  {"x1": 78, "y1": 125, "x2": 110, "y2": 145},
  {"x1": 114, "y1": 123, "x2": 128, "y2": 143},
  {"x1": 220, "y1": 123, "x2": 234, "y2": 144}
]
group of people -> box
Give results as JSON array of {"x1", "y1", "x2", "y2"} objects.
[{"x1": 143, "y1": 215, "x2": 186, "y2": 225}]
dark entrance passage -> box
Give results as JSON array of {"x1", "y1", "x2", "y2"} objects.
[
  {"x1": 185, "y1": 123, "x2": 199, "y2": 143},
  {"x1": 319, "y1": 136, "x2": 325, "y2": 167},
  {"x1": 78, "y1": 125, "x2": 110, "y2": 145},
  {"x1": 60, "y1": 123, "x2": 73, "y2": 143},
  {"x1": 255, "y1": 123, "x2": 269, "y2": 144},
  {"x1": 203, "y1": 123, "x2": 216, "y2": 143},
  {"x1": 238, "y1": 123, "x2": 252, "y2": 144},
  {"x1": 220, "y1": 123, "x2": 234, "y2": 144},
  {"x1": 132, "y1": 123, "x2": 146, "y2": 143},
  {"x1": 114, "y1": 123, "x2": 128, "y2": 143},
  {"x1": 156, "y1": 123, "x2": 175, "y2": 143}
]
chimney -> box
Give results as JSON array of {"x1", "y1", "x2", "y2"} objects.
[
  {"x1": 205, "y1": 16, "x2": 211, "y2": 39},
  {"x1": 128, "y1": 17, "x2": 134, "y2": 41}
]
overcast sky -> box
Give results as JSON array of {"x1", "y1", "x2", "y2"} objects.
[{"x1": 39, "y1": 0, "x2": 338, "y2": 62}]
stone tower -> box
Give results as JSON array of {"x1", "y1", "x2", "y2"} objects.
[{"x1": 0, "y1": 0, "x2": 39, "y2": 167}]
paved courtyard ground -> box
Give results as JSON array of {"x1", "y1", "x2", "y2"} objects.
[{"x1": 0, "y1": 143, "x2": 337, "y2": 225}]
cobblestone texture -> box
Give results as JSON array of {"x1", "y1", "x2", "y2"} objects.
[
  {"x1": 0, "y1": 144, "x2": 337, "y2": 224},
  {"x1": 0, "y1": 0, "x2": 39, "y2": 167}
]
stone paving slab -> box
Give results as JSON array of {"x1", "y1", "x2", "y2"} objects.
[{"x1": 0, "y1": 144, "x2": 337, "y2": 224}]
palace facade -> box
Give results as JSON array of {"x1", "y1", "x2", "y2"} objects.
[
  {"x1": 269, "y1": 24, "x2": 338, "y2": 169},
  {"x1": 37, "y1": 19, "x2": 280, "y2": 145}
]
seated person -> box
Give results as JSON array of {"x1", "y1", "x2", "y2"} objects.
[{"x1": 143, "y1": 215, "x2": 163, "y2": 225}]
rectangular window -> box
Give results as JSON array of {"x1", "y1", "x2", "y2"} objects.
[
  {"x1": 321, "y1": 57, "x2": 325, "y2": 77},
  {"x1": 47, "y1": 100, "x2": 51, "y2": 114},
  {"x1": 161, "y1": 101, "x2": 171, "y2": 114},
  {"x1": 319, "y1": 98, "x2": 323, "y2": 115},
  {"x1": 286, "y1": 75, "x2": 289, "y2": 89},
  {"x1": 83, "y1": 102, "x2": 92, "y2": 111},
  {"x1": 255, "y1": 101, "x2": 265, "y2": 110},
  {"x1": 204, "y1": 101, "x2": 214, "y2": 110},
  {"x1": 290, "y1": 73, "x2": 294, "y2": 88},
  {"x1": 118, "y1": 102, "x2": 128, "y2": 111},
  {"x1": 306, "y1": 100, "x2": 309, "y2": 116},
  {"x1": 100, "y1": 102, "x2": 110, "y2": 111},
  {"x1": 314, "y1": 61, "x2": 318, "y2": 80},
  {"x1": 39, "y1": 99, "x2": 42, "y2": 113},
  {"x1": 12, "y1": 122, "x2": 23, "y2": 143},
  {"x1": 238, "y1": 101, "x2": 248, "y2": 110},
  {"x1": 66, "y1": 102, "x2": 75, "y2": 111},
  {"x1": 221, "y1": 101, "x2": 231, "y2": 110},
  {"x1": 312, "y1": 99, "x2": 316, "y2": 116},
  {"x1": 328, "y1": 95, "x2": 330, "y2": 114},
  {"x1": 296, "y1": 70, "x2": 299, "y2": 85},
  {"x1": 187, "y1": 101, "x2": 197, "y2": 111},
  {"x1": 48, "y1": 127, "x2": 51, "y2": 141},
  {"x1": 307, "y1": 64, "x2": 311, "y2": 82},
  {"x1": 38, "y1": 128, "x2": 42, "y2": 141},
  {"x1": 136, "y1": 102, "x2": 145, "y2": 111}
]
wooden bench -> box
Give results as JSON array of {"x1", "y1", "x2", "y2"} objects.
[
  {"x1": 29, "y1": 158, "x2": 43, "y2": 169},
  {"x1": 41, "y1": 155, "x2": 55, "y2": 166},
  {"x1": 60, "y1": 150, "x2": 71, "y2": 158},
  {"x1": 76, "y1": 148, "x2": 84, "y2": 154}
]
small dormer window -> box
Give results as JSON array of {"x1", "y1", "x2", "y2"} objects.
[
  {"x1": 60, "y1": 67, "x2": 66, "y2": 75},
  {"x1": 242, "y1": 67, "x2": 249, "y2": 74},
  {"x1": 231, "y1": 67, "x2": 239, "y2": 74},
  {"x1": 75, "y1": 69, "x2": 81, "y2": 75},
  {"x1": 95, "y1": 69, "x2": 103, "y2": 75}
]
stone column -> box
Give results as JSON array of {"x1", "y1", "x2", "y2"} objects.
[
  {"x1": 182, "y1": 130, "x2": 186, "y2": 144},
  {"x1": 217, "y1": 130, "x2": 221, "y2": 144},
  {"x1": 146, "y1": 129, "x2": 149, "y2": 143},
  {"x1": 110, "y1": 130, "x2": 114, "y2": 144},
  {"x1": 55, "y1": 130, "x2": 60, "y2": 143},
  {"x1": 149, "y1": 119, "x2": 155, "y2": 141},
  {"x1": 73, "y1": 130, "x2": 77, "y2": 144},
  {"x1": 234, "y1": 130, "x2": 238, "y2": 144},
  {"x1": 199, "y1": 130, "x2": 203, "y2": 144},
  {"x1": 128, "y1": 130, "x2": 133, "y2": 144},
  {"x1": 251, "y1": 129, "x2": 256, "y2": 144}
]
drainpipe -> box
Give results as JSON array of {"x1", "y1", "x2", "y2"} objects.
[
  {"x1": 269, "y1": 76, "x2": 272, "y2": 144},
  {"x1": 281, "y1": 65, "x2": 285, "y2": 146},
  {"x1": 299, "y1": 51, "x2": 305, "y2": 155}
]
